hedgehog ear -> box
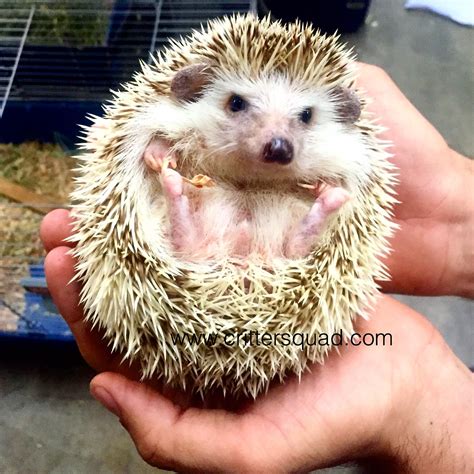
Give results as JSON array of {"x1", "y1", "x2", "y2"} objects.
[
  {"x1": 170, "y1": 63, "x2": 212, "y2": 102},
  {"x1": 331, "y1": 86, "x2": 361, "y2": 123}
]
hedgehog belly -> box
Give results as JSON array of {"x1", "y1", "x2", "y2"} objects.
[{"x1": 156, "y1": 184, "x2": 314, "y2": 263}]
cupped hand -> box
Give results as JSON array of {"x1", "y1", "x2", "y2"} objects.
[
  {"x1": 40, "y1": 64, "x2": 474, "y2": 471},
  {"x1": 41, "y1": 209, "x2": 472, "y2": 472},
  {"x1": 357, "y1": 63, "x2": 473, "y2": 297}
]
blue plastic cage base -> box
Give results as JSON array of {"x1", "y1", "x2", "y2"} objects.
[{"x1": 0, "y1": 264, "x2": 73, "y2": 342}]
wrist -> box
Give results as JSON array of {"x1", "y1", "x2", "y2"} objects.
[
  {"x1": 443, "y1": 151, "x2": 474, "y2": 298},
  {"x1": 377, "y1": 328, "x2": 473, "y2": 472}
]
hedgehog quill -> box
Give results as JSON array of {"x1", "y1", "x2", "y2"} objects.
[{"x1": 71, "y1": 14, "x2": 397, "y2": 397}]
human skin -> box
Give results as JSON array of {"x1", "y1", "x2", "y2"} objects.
[
  {"x1": 358, "y1": 64, "x2": 474, "y2": 297},
  {"x1": 40, "y1": 63, "x2": 474, "y2": 471}
]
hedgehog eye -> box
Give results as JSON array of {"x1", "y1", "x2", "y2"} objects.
[
  {"x1": 299, "y1": 107, "x2": 313, "y2": 124},
  {"x1": 228, "y1": 94, "x2": 247, "y2": 112}
]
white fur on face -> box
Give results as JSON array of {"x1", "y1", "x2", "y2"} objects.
[
  {"x1": 134, "y1": 72, "x2": 372, "y2": 190},
  {"x1": 183, "y1": 72, "x2": 372, "y2": 189}
]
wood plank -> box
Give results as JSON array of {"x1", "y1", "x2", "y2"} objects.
[{"x1": 0, "y1": 176, "x2": 66, "y2": 214}]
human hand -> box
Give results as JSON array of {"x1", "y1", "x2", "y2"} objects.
[
  {"x1": 41, "y1": 210, "x2": 472, "y2": 472},
  {"x1": 40, "y1": 63, "x2": 474, "y2": 471},
  {"x1": 357, "y1": 63, "x2": 474, "y2": 297}
]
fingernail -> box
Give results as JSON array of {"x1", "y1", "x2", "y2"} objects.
[{"x1": 90, "y1": 385, "x2": 121, "y2": 417}]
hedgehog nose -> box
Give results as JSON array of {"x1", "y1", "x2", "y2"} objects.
[{"x1": 263, "y1": 137, "x2": 294, "y2": 165}]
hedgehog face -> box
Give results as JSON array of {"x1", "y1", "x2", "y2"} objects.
[{"x1": 181, "y1": 71, "x2": 371, "y2": 190}]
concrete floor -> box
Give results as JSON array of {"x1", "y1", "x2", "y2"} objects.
[{"x1": 0, "y1": 0, "x2": 472, "y2": 472}]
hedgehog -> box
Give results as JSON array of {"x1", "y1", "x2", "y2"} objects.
[{"x1": 70, "y1": 14, "x2": 397, "y2": 398}]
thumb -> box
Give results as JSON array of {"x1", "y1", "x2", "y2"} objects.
[{"x1": 89, "y1": 372, "x2": 259, "y2": 471}]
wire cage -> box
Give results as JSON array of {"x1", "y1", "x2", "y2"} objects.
[{"x1": 0, "y1": 0, "x2": 253, "y2": 340}]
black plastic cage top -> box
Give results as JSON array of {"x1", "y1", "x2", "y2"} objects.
[{"x1": 0, "y1": 0, "x2": 254, "y2": 145}]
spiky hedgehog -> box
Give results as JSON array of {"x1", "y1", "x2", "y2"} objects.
[{"x1": 71, "y1": 14, "x2": 397, "y2": 397}]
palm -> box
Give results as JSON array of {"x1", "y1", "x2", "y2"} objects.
[{"x1": 357, "y1": 64, "x2": 468, "y2": 295}]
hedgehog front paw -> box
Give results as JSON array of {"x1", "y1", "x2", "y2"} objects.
[
  {"x1": 143, "y1": 138, "x2": 176, "y2": 172},
  {"x1": 286, "y1": 186, "x2": 350, "y2": 258}
]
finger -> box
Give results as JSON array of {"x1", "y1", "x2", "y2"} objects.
[
  {"x1": 44, "y1": 246, "x2": 83, "y2": 325},
  {"x1": 44, "y1": 246, "x2": 136, "y2": 376},
  {"x1": 90, "y1": 372, "x2": 273, "y2": 472},
  {"x1": 40, "y1": 208, "x2": 75, "y2": 251},
  {"x1": 355, "y1": 63, "x2": 447, "y2": 152}
]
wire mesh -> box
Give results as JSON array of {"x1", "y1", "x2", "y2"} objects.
[
  {"x1": 0, "y1": 0, "x2": 253, "y2": 336},
  {"x1": 0, "y1": 5, "x2": 34, "y2": 116},
  {"x1": 2, "y1": 0, "x2": 253, "y2": 101}
]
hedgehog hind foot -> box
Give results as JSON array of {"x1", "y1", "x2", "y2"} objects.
[
  {"x1": 160, "y1": 167, "x2": 199, "y2": 254},
  {"x1": 286, "y1": 186, "x2": 350, "y2": 259}
]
